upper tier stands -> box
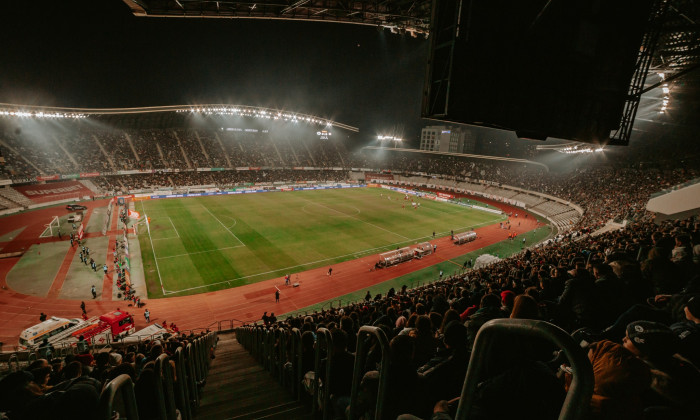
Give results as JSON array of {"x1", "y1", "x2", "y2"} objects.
[
  {"x1": 1, "y1": 124, "x2": 697, "y2": 232},
  {"x1": 1, "y1": 122, "x2": 699, "y2": 419}
]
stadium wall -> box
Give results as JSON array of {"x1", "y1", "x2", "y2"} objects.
[
  {"x1": 646, "y1": 181, "x2": 700, "y2": 221},
  {"x1": 0, "y1": 207, "x2": 23, "y2": 216},
  {"x1": 378, "y1": 174, "x2": 583, "y2": 216}
]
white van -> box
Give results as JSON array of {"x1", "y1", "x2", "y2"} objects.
[{"x1": 18, "y1": 317, "x2": 81, "y2": 349}]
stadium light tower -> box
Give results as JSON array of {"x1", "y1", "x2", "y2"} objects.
[{"x1": 377, "y1": 135, "x2": 402, "y2": 148}]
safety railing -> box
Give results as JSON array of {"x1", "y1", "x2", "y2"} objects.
[
  {"x1": 184, "y1": 342, "x2": 200, "y2": 410},
  {"x1": 98, "y1": 331, "x2": 216, "y2": 420},
  {"x1": 348, "y1": 326, "x2": 391, "y2": 420},
  {"x1": 174, "y1": 347, "x2": 192, "y2": 420},
  {"x1": 290, "y1": 328, "x2": 303, "y2": 400},
  {"x1": 235, "y1": 325, "x2": 306, "y2": 403},
  {"x1": 277, "y1": 328, "x2": 289, "y2": 385},
  {"x1": 234, "y1": 319, "x2": 592, "y2": 420},
  {"x1": 99, "y1": 374, "x2": 139, "y2": 420},
  {"x1": 154, "y1": 353, "x2": 177, "y2": 420},
  {"x1": 312, "y1": 328, "x2": 333, "y2": 419},
  {"x1": 455, "y1": 319, "x2": 594, "y2": 420}
]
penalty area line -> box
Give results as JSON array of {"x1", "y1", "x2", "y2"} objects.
[
  {"x1": 161, "y1": 213, "x2": 506, "y2": 295},
  {"x1": 200, "y1": 204, "x2": 245, "y2": 247}
]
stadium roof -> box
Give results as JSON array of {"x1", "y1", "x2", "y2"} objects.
[
  {"x1": 0, "y1": 103, "x2": 359, "y2": 132},
  {"x1": 121, "y1": 0, "x2": 699, "y2": 94},
  {"x1": 121, "y1": 0, "x2": 432, "y2": 37}
]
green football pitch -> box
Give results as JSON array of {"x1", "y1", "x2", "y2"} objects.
[{"x1": 136, "y1": 187, "x2": 505, "y2": 298}]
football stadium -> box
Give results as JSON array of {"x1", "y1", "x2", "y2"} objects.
[{"x1": 0, "y1": 1, "x2": 699, "y2": 419}]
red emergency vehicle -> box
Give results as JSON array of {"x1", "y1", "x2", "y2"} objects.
[{"x1": 69, "y1": 310, "x2": 135, "y2": 345}]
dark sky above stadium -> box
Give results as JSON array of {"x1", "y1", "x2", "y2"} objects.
[{"x1": 0, "y1": 0, "x2": 427, "y2": 142}]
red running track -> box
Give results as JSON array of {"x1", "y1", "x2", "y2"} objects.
[{"x1": 0, "y1": 193, "x2": 540, "y2": 348}]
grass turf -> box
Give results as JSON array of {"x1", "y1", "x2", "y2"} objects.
[
  {"x1": 136, "y1": 187, "x2": 505, "y2": 298},
  {"x1": 281, "y1": 221, "x2": 555, "y2": 318}
]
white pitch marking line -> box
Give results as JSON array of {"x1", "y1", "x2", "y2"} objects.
[
  {"x1": 162, "y1": 216, "x2": 503, "y2": 295},
  {"x1": 141, "y1": 200, "x2": 167, "y2": 295},
  {"x1": 299, "y1": 197, "x2": 411, "y2": 241},
  {"x1": 156, "y1": 245, "x2": 245, "y2": 260},
  {"x1": 200, "y1": 204, "x2": 245, "y2": 247},
  {"x1": 168, "y1": 217, "x2": 180, "y2": 238}
]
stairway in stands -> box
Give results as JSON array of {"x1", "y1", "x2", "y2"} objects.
[
  {"x1": 79, "y1": 179, "x2": 102, "y2": 196},
  {"x1": 0, "y1": 186, "x2": 34, "y2": 208},
  {"x1": 196, "y1": 332, "x2": 309, "y2": 420}
]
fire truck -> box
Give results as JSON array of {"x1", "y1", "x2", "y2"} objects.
[
  {"x1": 19, "y1": 311, "x2": 170, "y2": 350},
  {"x1": 67, "y1": 310, "x2": 136, "y2": 346}
]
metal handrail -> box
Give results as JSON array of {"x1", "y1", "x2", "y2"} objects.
[
  {"x1": 290, "y1": 328, "x2": 303, "y2": 400},
  {"x1": 99, "y1": 374, "x2": 139, "y2": 420},
  {"x1": 455, "y1": 319, "x2": 594, "y2": 420},
  {"x1": 174, "y1": 347, "x2": 192, "y2": 420},
  {"x1": 278, "y1": 328, "x2": 289, "y2": 385},
  {"x1": 154, "y1": 353, "x2": 178, "y2": 420},
  {"x1": 184, "y1": 343, "x2": 199, "y2": 408},
  {"x1": 312, "y1": 328, "x2": 333, "y2": 419},
  {"x1": 269, "y1": 328, "x2": 281, "y2": 378},
  {"x1": 348, "y1": 326, "x2": 391, "y2": 420}
]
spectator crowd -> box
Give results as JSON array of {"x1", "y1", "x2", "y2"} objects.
[
  {"x1": 260, "y1": 216, "x2": 700, "y2": 419},
  {"x1": 0, "y1": 330, "x2": 212, "y2": 420}
]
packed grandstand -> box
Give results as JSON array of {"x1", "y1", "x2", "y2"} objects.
[{"x1": 0, "y1": 107, "x2": 699, "y2": 420}]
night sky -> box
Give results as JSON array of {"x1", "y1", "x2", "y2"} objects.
[{"x1": 0, "y1": 0, "x2": 428, "y2": 143}]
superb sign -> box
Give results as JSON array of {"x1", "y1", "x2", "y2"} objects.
[{"x1": 14, "y1": 181, "x2": 92, "y2": 203}]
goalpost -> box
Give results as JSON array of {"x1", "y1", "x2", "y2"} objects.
[{"x1": 40, "y1": 216, "x2": 60, "y2": 238}]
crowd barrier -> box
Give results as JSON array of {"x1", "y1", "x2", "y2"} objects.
[
  {"x1": 235, "y1": 319, "x2": 593, "y2": 420},
  {"x1": 99, "y1": 331, "x2": 217, "y2": 420}
]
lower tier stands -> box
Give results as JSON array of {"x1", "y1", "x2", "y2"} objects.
[
  {"x1": 234, "y1": 215, "x2": 700, "y2": 419},
  {"x1": 0, "y1": 331, "x2": 217, "y2": 420}
]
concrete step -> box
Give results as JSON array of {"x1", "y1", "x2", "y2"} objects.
[{"x1": 195, "y1": 333, "x2": 306, "y2": 420}]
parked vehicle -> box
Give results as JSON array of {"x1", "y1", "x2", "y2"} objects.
[{"x1": 66, "y1": 204, "x2": 88, "y2": 211}]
